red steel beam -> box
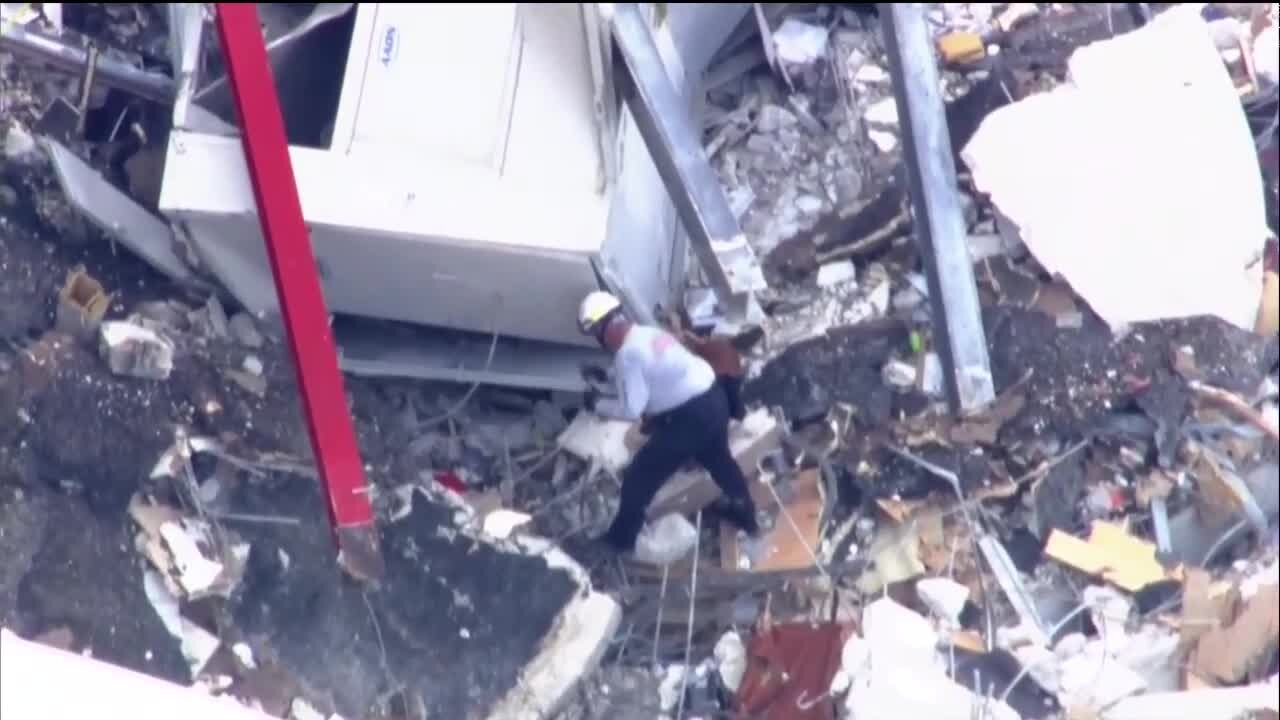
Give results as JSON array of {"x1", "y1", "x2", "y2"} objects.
[{"x1": 214, "y1": 3, "x2": 382, "y2": 581}]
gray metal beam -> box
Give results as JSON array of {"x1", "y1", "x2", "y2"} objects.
[
  {"x1": 610, "y1": 3, "x2": 766, "y2": 320},
  {"x1": 880, "y1": 3, "x2": 995, "y2": 414},
  {"x1": 0, "y1": 23, "x2": 174, "y2": 103}
]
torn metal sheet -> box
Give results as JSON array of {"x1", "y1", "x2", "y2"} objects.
[{"x1": 44, "y1": 140, "x2": 198, "y2": 284}]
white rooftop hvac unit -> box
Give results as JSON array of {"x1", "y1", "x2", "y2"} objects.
[{"x1": 148, "y1": 2, "x2": 763, "y2": 391}]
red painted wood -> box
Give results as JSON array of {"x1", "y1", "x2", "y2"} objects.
[{"x1": 214, "y1": 4, "x2": 375, "y2": 535}]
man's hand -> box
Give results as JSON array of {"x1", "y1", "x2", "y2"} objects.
[
  {"x1": 580, "y1": 363, "x2": 609, "y2": 385},
  {"x1": 583, "y1": 388, "x2": 600, "y2": 413}
]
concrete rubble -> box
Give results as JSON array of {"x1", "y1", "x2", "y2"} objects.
[{"x1": 3, "y1": 3, "x2": 1280, "y2": 720}]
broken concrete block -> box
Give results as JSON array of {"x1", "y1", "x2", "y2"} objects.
[
  {"x1": 242, "y1": 355, "x2": 264, "y2": 376},
  {"x1": 142, "y1": 571, "x2": 220, "y2": 677},
  {"x1": 882, "y1": 360, "x2": 918, "y2": 389},
  {"x1": 100, "y1": 321, "x2": 175, "y2": 381},
  {"x1": 817, "y1": 260, "x2": 857, "y2": 288},
  {"x1": 714, "y1": 631, "x2": 747, "y2": 693},
  {"x1": 854, "y1": 63, "x2": 890, "y2": 84},
  {"x1": 772, "y1": 18, "x2": 829, "y2": 65},
  {"x1": 864, "y1": 98, "x2": 899, "y2": 128},
  {"x1": 2, "y1": 121, "x2": 40, "y2": 163},
  {"x1": 916, "y1": 577, "x2": 970, "y2": 626},
  {"x1": 756, "y1": 103, "x2": 798, "y2": 133},
  {"x1": 868, "y1": 129, "x2": 899, "y2": 154},
  {"x1": 228, "y1": 312, "x2": 264, "y2": 348},
  {"x1": 482, "y1": 509, "x2": 532, "y2": 541},
  {"x1": 919, "y1": 353, "x2": 944, "y2": 398},
  {"x1": 845, "y1": 598, "x2": 1021, "y2": 720},
  {"x1": 486, "y1": 536, "x2": 622, "y2": 720}
]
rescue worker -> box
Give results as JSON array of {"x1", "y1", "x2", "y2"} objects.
[{"x1": 577, "y1": 291, "x2": 760, "y2": 553}]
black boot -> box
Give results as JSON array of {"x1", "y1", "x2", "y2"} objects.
[{"x1": 710, "y1": 495, "x2": 760, "y2": 537}]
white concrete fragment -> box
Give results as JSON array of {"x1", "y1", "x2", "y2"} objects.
[
  {"x1": 844, "y1": 598, "x2": 1020, "y2": 720},
  {"x1": 861, "y1": 597, "x2": 939, "y2": 669},
  {"x1": 2, "y1": 121, "x2": 40, "y2": 163},
  {"x1": 967, "y1": 233, "x2": 1007, "y2": 262},
  {"x1": 772, "y1": 18, "x2": 829, "y2": 65},
  {"x1": 634, "y1": 514, "x2": 699, "y2": 567},
  {"x1": 490, "y1": 531, "x2": 622, "y2": 720},
  {"x1": 854, "y1": 63, "x2": 890, "y2": 84},
  {"x1": 100, "y1": 321, "x2": 176, "y2": 381},
  {"x1": 159, "y1": 521, "x2": 224, "y2": 597},
  {"x1": 864, "y1": 98, "x2": 899, "y2": 128},
  {"x1": 796, "y1": 194, "x2": 824, "y2": 215},
  {"x1": 657, "y1": 665, "x2": 687, "y2": 712},
  {"x1": 1240, "y1": 558, "x2": 1280, "y2": 599},
  {"x1": 290, "y1": 698, "x2": 326, "y2": 720},
  {"x1": 882, "y1": 360, "x2": 918, "y2": 389},
  {"x1": 557, "y1": 413, "x2": 633, "y2": 474},
  {"x1": 1060, "y1": 649, "x2": 1147, "y2": 709},
  {"x1": 713, "y1": 631, "x2": 747, "y2": 693},
  {"x1": 1255, "y1": 25, "x2": 1279, "y2": 86},
  {"x1": 1084, "y1": 585, "x2": 1132, "y2": 653},
  {"x1": 920, "y1": 353, "x2": 945, "y2": 398},
  {"x1": 962, "y1": 5, "x2": 1269, "y2": 331},
  {"x1": 232, "y1": 642, "x2": 257, "y2": 670},
  {"x1": 483, "y1": 509, "x2": 533, "y2": 540},
  {"x1": 1101, "y1": 674, "x2": 1279, "y2": 720},
  {"x1": 0, "y1": 629, "x2": 277, "y2": 720},
  {"x1": 916, "y1": 577, "x2": 970, "y2": 625},
  {"x1": 142, "y1": 570, "x2": 220, "y2": 676},
  {"x1": 242, "y1": 355, "x2": 264, "y2": 376},
  {"x1": 816, "y1": 260, "x2": 857, "y2": 288},
  {"x1": 868, "y1": 129, "x2": 899, "y2": 153}
]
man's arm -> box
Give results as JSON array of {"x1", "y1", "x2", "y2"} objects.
[{"x1": 593, "y1": 347, "x2": 649, "y2": 421}]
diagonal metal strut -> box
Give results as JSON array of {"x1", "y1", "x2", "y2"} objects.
[{"x1": 610, "y1": 3, "x2": 767, "y2": 320}]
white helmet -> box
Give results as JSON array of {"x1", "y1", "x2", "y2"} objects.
[{"x1": 578, "y1": 290, "x2": 622, "y2": 335}]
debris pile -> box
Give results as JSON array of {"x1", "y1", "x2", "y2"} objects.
[{"x1": 3, "y1": 3, "x2": 1280, "y2": 720}]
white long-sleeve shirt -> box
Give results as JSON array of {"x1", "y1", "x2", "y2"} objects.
[{"x1": 594, "y1": 325, "x2": 716, "y2": 421}]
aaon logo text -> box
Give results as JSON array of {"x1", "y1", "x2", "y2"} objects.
[{"x1": 379, "y1": 25, "x2": 399, "y2": 67}]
